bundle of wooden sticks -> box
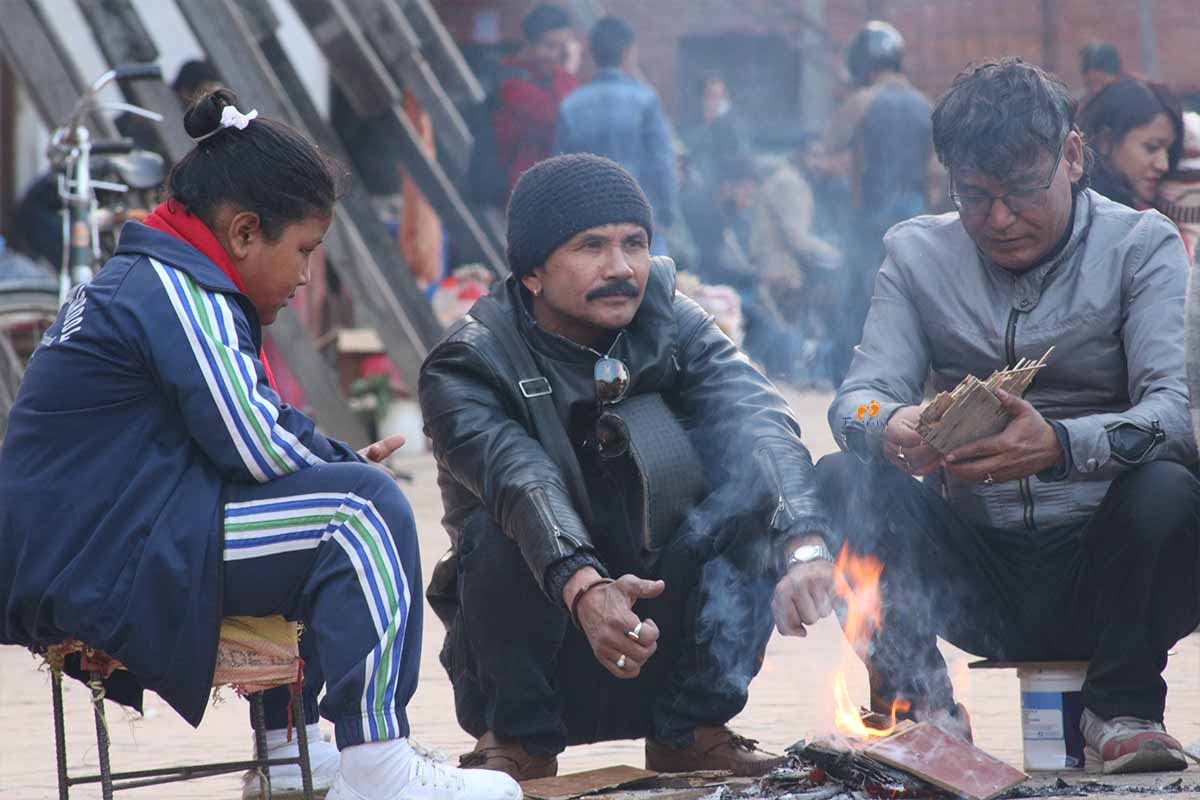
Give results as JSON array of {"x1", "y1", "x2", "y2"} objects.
[{"x1": 917, "y1": 347, "x2": 1054, "y2": 455}]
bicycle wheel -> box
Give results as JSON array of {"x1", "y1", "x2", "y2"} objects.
[{"x1": 0, "y1": 284, "x2": 60, "y2": 439}]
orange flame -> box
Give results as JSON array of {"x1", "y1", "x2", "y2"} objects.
[{"x1": 831, "y1": 544, "x2": 910, "y2": 738}]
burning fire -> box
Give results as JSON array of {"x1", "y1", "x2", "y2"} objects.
[{"x1": 831, "y1": 544, "x2": 910, "y2": 738}]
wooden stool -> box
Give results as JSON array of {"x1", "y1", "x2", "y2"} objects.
[{"x1": 41, "y1": 615, "x2": 315, "y2": 799}]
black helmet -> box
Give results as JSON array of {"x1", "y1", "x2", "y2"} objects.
[{"x1": 846, "y1": 21, "x2": 905, "y2": 86}]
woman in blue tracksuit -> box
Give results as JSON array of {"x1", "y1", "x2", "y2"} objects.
[{"x1": 0, "y1": 89, "x2": 518, "y2": 800}]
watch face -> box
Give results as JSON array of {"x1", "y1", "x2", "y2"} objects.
[{"x1": 793, "y1": 544, "x2": 821, "y2": 562}]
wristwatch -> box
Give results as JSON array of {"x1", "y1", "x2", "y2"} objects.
[{"x1": 787, "y1": 542, "x2": 834, "y2": 568}]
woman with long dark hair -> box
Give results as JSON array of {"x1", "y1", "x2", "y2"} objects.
[
  {"x1": 0, "y1": 89, "x2": 519, "y2": 800},
  {"x1": 1079, "y1": 77, "x2": 1183, "y2": 209}
]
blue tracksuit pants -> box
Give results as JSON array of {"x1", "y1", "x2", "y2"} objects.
[{"x1": 221, "y1": 462, "x2": 423, "y2": 748}]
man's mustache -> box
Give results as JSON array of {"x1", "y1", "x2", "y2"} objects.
[{"x1": 586, "y1": 281, "x2": 640, "y2": 301}]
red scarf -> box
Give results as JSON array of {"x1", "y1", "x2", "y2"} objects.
[{"x1": 144, "y1": 201, "x2": 278, "y2": 391}]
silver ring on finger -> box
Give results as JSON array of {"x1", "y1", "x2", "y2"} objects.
[
  {"x1": 627, "y1": 621, "x2": 644, "y2": 641},
  {"x1": 984, "y1": 473, "x2": 995, "y2": 485},
  {"x1": 616, "y1": 654, "x2": 627, "y2": 669}
]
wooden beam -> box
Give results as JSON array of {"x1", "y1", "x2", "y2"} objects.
[
  {"x1": 340, "y1": 0, "x2": 472, "y2": 175},
  {"x1": 0, "y1": 56, "x2": 17, "y2": 235},
  {"x1": 0, "y1": 0, "x2": 115, "y2": 135},
  {"x1": 172, "y1": 0, "x2": 442, "y2": 391},
  {"x1": 399, "y1": 0, "x2": 485, "y2": 111},
  {"x1": 72, "y1": 0, "x2": 193, "y2": 163},
  {"x1": 287, "y1": 0, "x2": 506, "y2": 275},
  {"x1": 267, "y1": 312, "x2": 370, "y2": 448}
]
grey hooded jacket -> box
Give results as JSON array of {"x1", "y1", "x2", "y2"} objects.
[{"x1": 831, "y1": 189, "x2": 1196, "y2": 531}]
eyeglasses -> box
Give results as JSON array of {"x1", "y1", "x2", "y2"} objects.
[
  {"x1": 591, "y1": 331, "x2": 629, "y2": 406},
  {"x1": 594, "y1": 356, "x2": 630, "y2": 405},
  {"x1": 949, "y1": 138, "x2": 1066, "y2": 220}
]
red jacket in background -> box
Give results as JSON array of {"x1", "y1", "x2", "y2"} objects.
[{"x1": 493, "y1": 56, "x2": 579, "y2": 191}]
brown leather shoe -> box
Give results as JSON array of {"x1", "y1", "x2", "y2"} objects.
[
  {"x1": 459, "y1": 731, "x2": 558, "y2": 781},
  {"x1": 645, "y1": 726, "x2": 787, "y2": 776}
]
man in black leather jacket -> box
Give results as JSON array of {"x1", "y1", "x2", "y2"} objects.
[{"x1": 419, "y1": 155, "x2": 833, "y2": 780}]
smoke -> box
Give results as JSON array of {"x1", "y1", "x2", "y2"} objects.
[{"x1": 665, "y1": 477, "x2": 780, "y2": 717}]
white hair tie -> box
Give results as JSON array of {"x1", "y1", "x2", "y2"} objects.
[{"x1": 193, "y1": 105, "x2": 260, "y2": 142}]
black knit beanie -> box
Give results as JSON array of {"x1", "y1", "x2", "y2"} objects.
[{"x1": 506, "y1": 153, "x2": 653, "y2": 279}]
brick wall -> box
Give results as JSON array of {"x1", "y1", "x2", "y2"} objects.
[{"x1": 434, "y1": 0, "x2": 1200, "y2": 119}]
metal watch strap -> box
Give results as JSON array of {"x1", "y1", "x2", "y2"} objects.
[{"x1": 788, "y1": 541, "x2": 834, "y2": 567}]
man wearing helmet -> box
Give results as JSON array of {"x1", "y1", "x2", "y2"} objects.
[{"x1": 822, "y1": 21, "x2": 935, "y2": 386}]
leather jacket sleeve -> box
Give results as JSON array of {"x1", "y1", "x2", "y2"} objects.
[
  {"x1": 672, "y1": 292, "x2": 835, "y2": 550},
  {"x1": 419, "y1": 338, "x2": 599, "y2": 599}
]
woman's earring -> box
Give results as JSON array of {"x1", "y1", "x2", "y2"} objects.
[{"x1": 534, "y1": 287, "x2": 542, "y2": 297}]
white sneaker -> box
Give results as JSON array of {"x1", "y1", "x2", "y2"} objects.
[
  {"x1": 327, "y1": 739, "x2": 522, "y2": 800},
  {"x1": 242, "y1": 724, "x2": 340, "y2": 799},
  {"x1": 1080, "y1": 708, "x2": 1187, "y2": 774}
]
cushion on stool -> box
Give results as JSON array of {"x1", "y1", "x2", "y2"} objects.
[
  {"x1": 213, "y1": 615, "x2": 302, "y2": 694},
  {"x1": 40, "y1": 615, "x2": 301, "y2": 694}
]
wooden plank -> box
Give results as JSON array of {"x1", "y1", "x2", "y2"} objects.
[
  {"x1": 246, "y1": 20, "x2": 446, "y2": 382},
  {"x1": 0, "y1": 0, "x2": 115, "y2": 135},
  {"x1": 340, "y1": 0, "x2": 472, "y2": 175},
  {"x1": 172, "y1": 0, "x2": 441, "y2": 393},
  {"x1": 286, "y1": 0, "x2": 506, "y2": 275},
  {"x1": 72, "y1": 0, "x2": 193, "y2": 162},
  {"x1": 0, "y1": 56, "x2": 17, "y2": 233},
  {"x1": 392, "y1": 0, "x2": 508, "y2": 258},
  {"x1": 267, "y1": 312, "x2": 369, "y2": 448},
  {"x1": 865, "y1": 723, "x2": 1026, "y2": 800},
  {"x1": 398, "y1": 0, "x2": 485, "y2": 110}
]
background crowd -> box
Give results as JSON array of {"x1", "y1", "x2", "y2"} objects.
[{"x1": 3, "y1": 3, "x2": 1200, "y2": 408}]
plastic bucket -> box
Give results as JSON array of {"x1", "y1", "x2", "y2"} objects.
[{"x1": 1017, "y1": 664, "x2": 1087, "y2": 771}]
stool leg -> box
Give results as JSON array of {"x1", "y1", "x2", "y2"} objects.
[
  {"x1": 252, "y1": 692, "x2": 271, "y2": 799},
  {"x1": 292, "y1": 690, "x2": 314, "y2": 800},
  {"x1": 89, "y1": 671, "x2": 113, "y2": 800},
  {"x1": 51, "y1": 667, "x2": 69, "y2": 800}
]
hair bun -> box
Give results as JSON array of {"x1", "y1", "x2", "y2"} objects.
[{"x1": 183, "y1": 87, "x2": 239, "y2": 141}]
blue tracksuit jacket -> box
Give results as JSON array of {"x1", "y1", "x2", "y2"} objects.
[{"x1": 0, "y1": 223, "x2": 361, "y2": 725}]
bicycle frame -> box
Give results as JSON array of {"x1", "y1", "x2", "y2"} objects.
[{"x1": 48, "y1": 66, "x2": 163, "y2": 304}]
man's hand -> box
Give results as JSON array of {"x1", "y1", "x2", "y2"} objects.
[
  {"x1": 943, "y1": 389, "x2": 1063, "y2": 483},
  {"x1": 772, "y1": 535, "x2": 835, "y2": 637},
  {"x1": 565, "y1": 569, "x2": 664, "y2": 679},
  {"x1": 883, "y1": 405, "x2": 941, "y2": 477}
]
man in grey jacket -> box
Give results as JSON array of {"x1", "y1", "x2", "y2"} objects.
[{"x1": 773, "y1": 59, "x2": 1200, "y2": 774}]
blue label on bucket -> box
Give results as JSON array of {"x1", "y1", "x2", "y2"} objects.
[
  {"x1": 1023, "y1": 691, "x2": 1065, "y2": 710},
  {"x1": 1022, "y1": 691, "x2": 1065, "y2": 740}
]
